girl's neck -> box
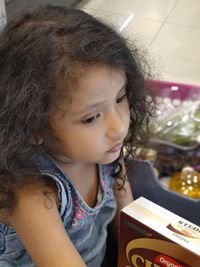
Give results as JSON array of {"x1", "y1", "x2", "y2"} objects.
[
  {"x1": 50, "y1": 152, "x2": 96, "y2": 173},
  {"x1": 57, "y1": 160, "x2": 97, "y2": 178},
  {"x1": 57, "y1": 160, "x2": 99, "y2": 208}
]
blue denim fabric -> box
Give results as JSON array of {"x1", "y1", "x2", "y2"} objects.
[
  {"x1": 0, "y1": 224, "x2": 34, "y2": 266},
  {"x1": 0, "y1": 150, "x2": 117, "y2": 266}
]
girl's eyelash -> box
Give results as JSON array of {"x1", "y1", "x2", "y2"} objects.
[
  {"x1": 82, "y1": 92, "x2": 127, "y2": 124},
  {"x1": 116, "y1": 93, "x2": 127, "y2": 103},
  {"x1": 82, "y1": 113, "x2": 101, "y2": 124}
]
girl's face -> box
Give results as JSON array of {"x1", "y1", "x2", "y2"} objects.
[{"x1": 50, "y1": 65, "x2": 130, "y2": 165}]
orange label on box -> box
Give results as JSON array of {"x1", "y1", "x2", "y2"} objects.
[{"x1": 155, "y1": 255, "x2": 185, "y2": 267}]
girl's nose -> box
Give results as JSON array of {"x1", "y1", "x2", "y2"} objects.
[{"x1": 106, "y1": 112, "x2": 126, "y2": 142}]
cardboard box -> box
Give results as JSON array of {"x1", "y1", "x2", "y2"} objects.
[{"x1": 118, "y1": 197, "x2": 200, "y2": 267}]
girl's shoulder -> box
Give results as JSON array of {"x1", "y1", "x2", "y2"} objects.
[
  {"x1": 0, "y1": 176, "x2": 60, "y2": 225},
  {"x1": 1, "y1": 179, "x2": 87, "y2": 267}
]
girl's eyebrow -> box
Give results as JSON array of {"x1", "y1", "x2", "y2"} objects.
[{"x1": 74, "y1": 79, "x2": 127, "y2": 115}]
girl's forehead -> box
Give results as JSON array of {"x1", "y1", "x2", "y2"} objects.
[
  {"x1": 76, "y1": 65, "x2": 125, "y2": 92},
  {"x1": 67, "y1": 66, "x2": 127, "y2": 113},
  {"x1": 54, "y1": 65, "x2": 126, "y2": 117},
  {"x1": 75, "y1": 65, "x2": 126, "y2": 95}
]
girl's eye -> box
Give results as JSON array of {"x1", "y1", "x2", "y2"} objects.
[
  {"x1": 116, "y1": 93, "x2": 127, "y2": 103},
  {"x1": 82, "y1": 114, "x2": 101, "y2": 124}
]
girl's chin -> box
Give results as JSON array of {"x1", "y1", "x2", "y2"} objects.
[{"x1": 98, "y1": 151, "x2": 121, "y2": 165}]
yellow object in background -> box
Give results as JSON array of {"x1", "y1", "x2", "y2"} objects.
[{"x1": 169, "y1": 166, "x2": 200, "y2": 198}]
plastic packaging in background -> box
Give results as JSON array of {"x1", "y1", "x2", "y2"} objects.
[
  {"x1": 169, "y1": 166, "x2": 200, "y2": 198},
  {"x1": 127, "y1": 81, "x2": 200, "y2": 226},
  {"x1": 147, "y1": 80, "x2": 200, "y2": 101},
  {"x1": 146, "y1": 80, "x2": 200, "y2": 176},
  {"x1": 149, "y1": 85, "x2": 200, "y2": 147}
]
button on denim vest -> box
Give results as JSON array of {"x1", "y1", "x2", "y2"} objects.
[{"x1": 0, "y1": 150, "x2": 117, "y2": 267}]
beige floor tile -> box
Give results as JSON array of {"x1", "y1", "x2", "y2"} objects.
[
  {"x1": 79, "y1": 0, "x2": 178, "y2": 21},
  {"x1": 78, "y1": 8, "x2": 162, "y2": 49},
  {"x1": 167, "y1": 0, "x2": 200, "y2": 28},
  {"x1": 77, "y1": 0, "x2": 103, "y2": 10},
  {"x1": 98, "y1": 12, "x2": 162, "y2": 45},
  {"x1": 161, "y1": 59, "x2": 200, "y2": 85},
  {"x1": 149, "y1": 23, "x2": 200, "y2": 85},
  {"x1": 122, "y1": 18, "x2": 162, "y2": 47},
  {"x1": 79, "y1": 0, "x2": 200, "y2": 85}
]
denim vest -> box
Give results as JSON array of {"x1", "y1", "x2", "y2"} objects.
[{"x1": 0, "y1": 151, "x2": 117, "y2": 267}]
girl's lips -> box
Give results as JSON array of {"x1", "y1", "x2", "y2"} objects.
[{"x1": 107, "y1": 142, "x2": 123, "y2": 153}]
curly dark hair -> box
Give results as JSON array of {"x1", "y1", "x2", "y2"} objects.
[{"x1": 0, "y1": 5, "x2": 154, "y2": 211}]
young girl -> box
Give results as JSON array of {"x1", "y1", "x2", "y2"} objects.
[{"x1": 0, "y1": 5, "x2": 154, "y2": 267}]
